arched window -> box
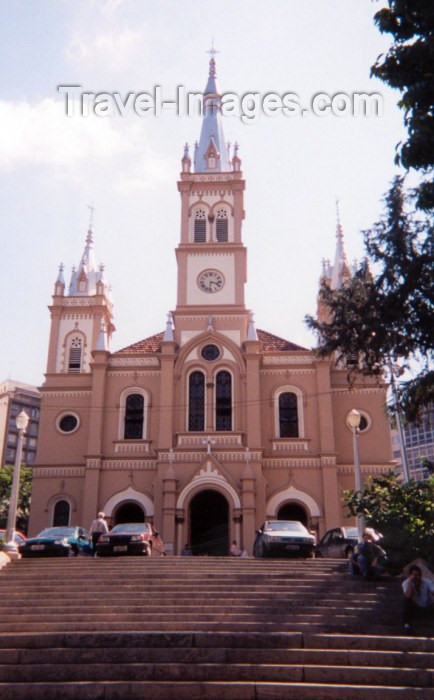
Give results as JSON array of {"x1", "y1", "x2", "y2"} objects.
[
  {"x1": 279, "y1": 392, "x2": 299, "y2": 437},
  {"x1": 124, "y1": 394, "x2": 144, "y2": 439},
  {"x1": 53, "y1": 499, "x2": 70, "y2": 526},
  {"x1": 194, "y1": 209, "x2": 207, "y2": 242},
  {"x1": 68, "y1": 335, "x2": 83, "y2": 373},
  {"x1": 216, "y1": 370, "x2": 232, "y2": 431},
  {"x1": 188, "y1": 371, "x2": 205, "y2": 431},
  {"x1": 216, "y1": 209, "x2": 228, "y2": 242}
]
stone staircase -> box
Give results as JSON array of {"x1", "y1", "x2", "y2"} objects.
[{"x1": 0, "y1": 556, "x2": 432, "y2": 698}]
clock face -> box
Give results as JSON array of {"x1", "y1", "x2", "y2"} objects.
[{"x1": 197, "y1": 269, "x2": 225, "y2": 293}]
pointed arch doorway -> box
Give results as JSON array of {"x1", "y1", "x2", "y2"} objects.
[
  {"x1": 189, "y1": 489, "x2": 229, "y2": 556},
  {"x1": 114, "y1": 502, "x2": 145, "y2": 525},
  {"x1": 277, "y1": 502, "x2": 308, "y2": 526}
]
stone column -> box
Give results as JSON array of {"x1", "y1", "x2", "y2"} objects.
[
  {"x1": 162, "y1": 462, "x2": 177, "y2": 556},
  {"x1": 241, "y1": 457, "x2": 256, "y2": 555}
]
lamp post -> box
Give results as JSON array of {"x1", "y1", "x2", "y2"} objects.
[
  {"x1": 348, "y1": 409, "x2": 365, "y2": 541},
  {"x1": 5, "y1": 410, "x2": 29, "y2": 557},
  {"x1": 387, "y1": 358, "x2": 410, "y2": 483}
]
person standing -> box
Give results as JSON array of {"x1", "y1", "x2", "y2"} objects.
[{"x1": 90, "y1": 512, "x2": 109, "y2": 555}]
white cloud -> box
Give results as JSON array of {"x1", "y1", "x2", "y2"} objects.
[{"x1": 0, "y1": 98, "x2": 172, "y2": 190}]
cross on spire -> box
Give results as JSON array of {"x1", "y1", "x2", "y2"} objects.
[{"x1": 207, "y1": 39, "x2": 219, "y2": 60}]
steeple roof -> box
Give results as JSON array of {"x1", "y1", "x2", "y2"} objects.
[
  {"x1": 194, "y1": 53, "x2": 230, "y2": 173},
  {"x1": 67, "y1": 226, "x2": 110, "y2": 297}
]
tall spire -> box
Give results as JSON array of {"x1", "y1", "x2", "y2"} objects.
[
  {"x1": 330, "y1": 200, "x2": 350, "y2": 290},
  {"x1": 194, "y1": 46, "x2": 230, "y2": 173}
]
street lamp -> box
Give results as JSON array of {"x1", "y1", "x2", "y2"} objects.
[
  {"x1": 5, "y1": 410, "x2": 29, "y2": 557},
  {"x1": 348, "y1": 409, "x2": 366, "y2": 541}
]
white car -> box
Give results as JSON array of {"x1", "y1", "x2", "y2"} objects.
[{"x1": 253, "y1": 520, "x2": 316, "y2": 558}]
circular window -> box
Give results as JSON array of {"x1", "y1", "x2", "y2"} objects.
[
  {"x1": 57, "y1": 413, "x2": 80, "y2": 434},
  {"x1": 201, "y1": 344, "x2": 220, "y2": 361},
  {"x1": 346, "y1": 411, "x2": 371, "y2": 433}
]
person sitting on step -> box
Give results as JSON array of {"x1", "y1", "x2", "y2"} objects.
[
  {"x1": 349, "y1": 530, "x2": 387, "y2": 580},
  {"x1": 402, "y1": 564, "x2": 434, "y2": 633}
]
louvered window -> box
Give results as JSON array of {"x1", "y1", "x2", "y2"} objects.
[
  {"x1": 188, "y1": 372, "x2": 205, "y2": 431},
  {"x1": 279, "y1": 392, "x2": 299, "y2": 437},
  {"x1": 216, "y1": 209, "x2": 228, "y2": 242},
  {"x1": 216, "y1": 371, "x2": 232, "y2": 431},
  {"x1": 194, "y1": 210, "x2": 207, "y2": 242},
  {"x1": 124, "y1": 394, "x2": 144, "y2": 439},
  {"x1": 68, "y1": 337, "x2": 82, "y2": 373}
]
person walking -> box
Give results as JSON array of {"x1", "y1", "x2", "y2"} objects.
[{"x1": 90, "y1": 512, "x2": 109, "y2": 555}]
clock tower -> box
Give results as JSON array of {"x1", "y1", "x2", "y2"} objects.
[{"x1": 173, "y1": 54, "x2": 249, "y2": 348}]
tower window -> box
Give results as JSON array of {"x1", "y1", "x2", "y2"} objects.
[
  {"x1": 194, "y1": 210, "x2": 207, "y2": 243},
  {"x1": 216, "y1": 370, "x2": 232, "y2": 431},
  {"x1": 188, "y1": 371, "x2": 205, "y2": 431},
  {"x1": 279, "y1": 392, "x2": 299, "y2": 438},
  {"x1": 68, "y1": 336, "x2": 83, "y2": 373},
  {"x1": 124, "y1": 394, "x2": 144, "y2": 439},
  {"x1": 216, "y1": 209, "x2": 228, "y2": 242}
]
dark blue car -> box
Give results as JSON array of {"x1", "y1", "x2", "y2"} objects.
[{"x1": 19, "y1": 526, "x2": 93, "y2": 557}]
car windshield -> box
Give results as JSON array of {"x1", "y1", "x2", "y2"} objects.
[
  {"x1": 264, "y1": 521, "x2": 306, "y2": 533},
  {"x1": 342, "y1": 528, "x2": 358, "y2": 538},
  {"x1": 110, "y1": 523, "x2": 151, "y2": 534},
  {"x1": 37, "y1": 527, "x2": 75, "y2": 538}
]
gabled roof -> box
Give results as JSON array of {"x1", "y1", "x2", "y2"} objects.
[{"x1": 116, "y1": 329, "x2": 307, "y2": 355}]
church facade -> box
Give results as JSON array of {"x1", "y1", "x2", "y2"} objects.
[{"x1": 29, "y1": 57, "x2": 393, "y2": 554}]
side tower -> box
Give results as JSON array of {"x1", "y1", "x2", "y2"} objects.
[{"x1": 46, "y1": 227, "x2": 114, "y2": 375}]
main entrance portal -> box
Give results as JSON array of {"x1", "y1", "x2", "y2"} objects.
[{"x1": 189, "y1": 490, "x2": 229, "y2": 556}]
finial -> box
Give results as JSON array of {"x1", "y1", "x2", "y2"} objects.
[
  {"x1": 234, "y1": 142, "x2": 239, "y2": 157},
  {"x1": 207, "y1": 38, "x2": 219, "y2": 60},
  {"x1": 335, "y1": 198, "x2": 343, "y2": 240},
  {"x1": 163, "y1": 312, "x2": 174, "y2": 342},
  {"x1": 183, "y1": 142, "x2": 189, "y2": 157},
  {"x1": 87, "y1": 202, "x2": 95, "y2": 229}
]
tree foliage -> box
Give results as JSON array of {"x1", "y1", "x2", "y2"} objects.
[
  {"x1": 371, "y1": 0, "x2": 434, "y2": 210},
  {"x1": 305, "y1": 177, "x2": 434, "y2": 421},
  {"x1": 0, "y1": 465, "x2": 33, "y2": 535},
  {"x1": 343, "y1": 472, "x2": 434, "y2": 572}
]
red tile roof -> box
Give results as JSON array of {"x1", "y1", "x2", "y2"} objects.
[
  {"x1": 257, "y1": 329, "x2": 307, "y2": 352},
  {"x1": 116, "y1": 332, "x2": 164, "y2": 354},
  {"x1": 116, "y1": 328, "x2": 307, "y2": 355}
]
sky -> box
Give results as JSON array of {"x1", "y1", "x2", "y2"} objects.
[{"x1": 0, "y1": 0, "x2": 407, "y2": 388}]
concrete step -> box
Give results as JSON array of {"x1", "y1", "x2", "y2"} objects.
[
  {"x1": 0, "y1": 680, "x2": 433, "y2": 700},
  {"x1": 0, "y1": 660, "x2": 431, "y2": 686},
  {"x1": 0, "y1": 645, "x2": 432, "y2": 669}
]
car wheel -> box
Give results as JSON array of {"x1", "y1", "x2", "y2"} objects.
[
  {"x1": 315, "y1": 550, "x2": 323, "y2": 558},
  {"x1": 68, "y1": 546, "x2": 78, "y2": 557},
  {"x1": 143, "y1": 543, "x2": 151, "y2": 557}
]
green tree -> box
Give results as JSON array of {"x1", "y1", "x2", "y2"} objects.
[
  {"x1": 371, "y1": 0, "x2": 434, "y2": 211},
  {"x1": 0, "y1": 465, "x2": 33, "y2": 536},
  {"x1": 343, "y1": 472, "x2": 434, "y2": 572},
  {"x1": 306, "y1": 177, "x2": 434, "y2": 422}
]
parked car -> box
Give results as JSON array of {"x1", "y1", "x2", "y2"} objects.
[
  {"x1": 0, "y1": 529, "x2": 27, "y2": 548},
  {"x1": 19, "y1": 526, "x2": 93, "y2": 558},
  {"x1": 253, "y1": 520, "x2": 316, "y2": 558},
  {"x1": 315, "y1": 526, "x2": 359, "y2": 559},
  {"x1": 96, "y1": 522, "x2": 165, "y2": 557}
]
